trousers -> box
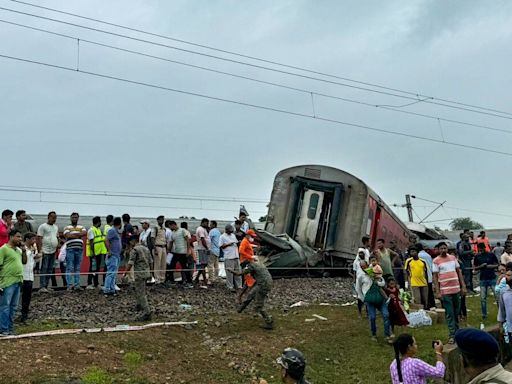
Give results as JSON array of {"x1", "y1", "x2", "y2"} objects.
[
  {"x1": 441, "y1": 293, "x2": 461, "y2": 338},
  {"x1": 65, "y1": 247, "x2": 83, "y2": 287},
  {"x1": 153, "y1": 246, "x2": 167, "y2": 282},
  {"x1": 0, "y1": 283, "x2": 21, "y2": 334},
  {"x1": 134, "y1": 279, "x2": 150, "y2": 315},
  {"x1": 39, "y1": 253, "x2": 55, "y2": 289},
  {"x1": 225, "y1": 258, "x2": 242, "y2": 290}
]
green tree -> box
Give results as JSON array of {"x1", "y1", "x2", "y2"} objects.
[
  {"x1": 449, "y1": 217, "x2": 484, "y2": 231},
  {"x1": 259, "y1": 215, "x2": 267, "y2": 222}
]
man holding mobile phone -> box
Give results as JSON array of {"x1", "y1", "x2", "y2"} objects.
[{"x1": 220, "y1": 224, "x2": 241, "y2": 292}]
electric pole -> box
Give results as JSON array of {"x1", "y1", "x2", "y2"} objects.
[{"x1": 405, "y1": 194, "x2": 414, "y2": 222}]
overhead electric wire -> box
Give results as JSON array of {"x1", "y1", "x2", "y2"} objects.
[
  {"x1": 412, "y1": 203, "x2": 512, "y2": 219},
  {"x1": 2, "y1": 5, "x2": 512, "y2": 120},
  {"x1": 0, "y1": 184, "x2": 268, "y2": 203},
  {"x1": 0, "y1": 186, "x2": 268, "y2": 204},
  {"x1": 0, "y1": 197, "x2": 268, "y2": 214},
  {"x1": 2, "y1": 52, "x2": 512, "y2": 159},
  {"x1": 2, "y1": 19, "x2": 511, "y2": 136},
  {"x1": 7, "y1": 0, "x2": 512, "y2": 118}
]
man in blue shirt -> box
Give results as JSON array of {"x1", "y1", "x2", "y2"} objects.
[
  {"x1": 474, "y1": 242, "x2": 499, "y2": 321},
  {"x1": 208, "y1": 220, "x2": 221, "y2": 283},
  {"x1": 104, "y1": 217, "x2": 122, "y2": 296}
]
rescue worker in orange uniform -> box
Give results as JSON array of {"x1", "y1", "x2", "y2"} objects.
[{"x1": 238, "y1": 229, "x2": 258, "y2": 303}]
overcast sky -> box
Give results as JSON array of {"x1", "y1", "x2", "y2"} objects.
[{"x1": 1, "y1": 0, "x2": 511, "y2": 228}]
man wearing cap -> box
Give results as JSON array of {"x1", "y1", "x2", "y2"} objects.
[
  {"x1": 138, "y1": 220, "x2": 151, "y2": 247},
  {"x1": 455, "y1": 328, "x2": 512, "y2": 383},
  {"x1": 276, "y1": 348, "x2": 310, "y2": 383},
  {"x1": 123, "y1": 235, "x2": 152, "y2": 321},
  {"x1": 150, "y1": 216, "x2": 167, "y2": 284},
  {"x1": 239, "y1": 229, "x2": 257, "y2": 265}
]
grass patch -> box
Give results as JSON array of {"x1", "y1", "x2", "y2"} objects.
[
  {"x1": 81, "y1": 367, "x2": 113, "y2": 384},
  {"x1": 17, "y1": 319, "x2": 72, "y2": 334},
  {"x1": 124, "y1": 351, "x2": 144, "y2": 371},
  {"x1": 0, "y1": 294, "x2": 498, "y2": 383}
]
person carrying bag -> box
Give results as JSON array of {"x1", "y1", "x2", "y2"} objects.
[{"x1": 356, "y1": 260, "x2": 393, "y2": 343}]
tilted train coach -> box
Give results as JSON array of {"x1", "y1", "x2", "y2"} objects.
[{"x1": 258, "y1": 165, "x2": 411, "y2": 275}]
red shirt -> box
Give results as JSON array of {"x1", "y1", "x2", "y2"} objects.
[{"x1": 0, "y1": 220, "x2": 9, "y2": 247}]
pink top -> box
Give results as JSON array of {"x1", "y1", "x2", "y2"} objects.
[
  {"x1": 390, "y1": 358, "x2": 445, "y2": 384},
  {"x1": 432, "y1": 255, "x2": 461, "y2": 296},
  {"x1": 0, "y1": 220, "x2": 9, "y2": 247}
]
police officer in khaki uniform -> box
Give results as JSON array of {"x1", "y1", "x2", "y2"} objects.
[
  {"x1": 229, "y1": 261, "x2": 273, "y2": 329},
  {"x1": 124, "y1": 235, "x2": 152, "y2": 321}
]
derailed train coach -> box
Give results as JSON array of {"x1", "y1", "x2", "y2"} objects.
[{"x1": 257, "y1": 165, "x2": 411, "y2": 275}]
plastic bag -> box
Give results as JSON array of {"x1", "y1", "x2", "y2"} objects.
[
  {"x1": 406, "y1": 310, "x2": 432, "y2": 328},
  {"x1": 57, "y1": 244, "x2": 67, "y2": 263}
]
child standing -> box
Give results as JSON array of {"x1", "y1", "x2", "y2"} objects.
[
  {"x1": 385, "y1": 278, "x2": 409, "y2": 337},
  {"x1": 21, "y1": 233, "x2": 39, "y2": 323}
]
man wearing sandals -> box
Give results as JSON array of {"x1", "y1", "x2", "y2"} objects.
[{"x1": 433, "y1": 242, "x2": 466, "y2": 344}]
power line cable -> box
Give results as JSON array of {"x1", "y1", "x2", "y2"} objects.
[
  {"x1": 0, "y1": 184, "x2": 267, "y2": 202},
  {"x1": 2, "y1": 52, "x2": 512, "y2": 158},
  {"x1": 0, "y1": 186, "x2": 268, "y2": 204},
  {"x1": 412, "y1": 202, "x2": 512, "y2": 219},
  {"x1": 0, "y1": 197, "x2": 268, "y2": 214},
  {"x1": 2, "y1": 18, "x2": 511, "y2": 136},
  {"x1": 7, "y1": 0, "x2": 512, "y2": 118},
  {"x1": 2, "y1": 5, "x2": 512, "y2": 120}
]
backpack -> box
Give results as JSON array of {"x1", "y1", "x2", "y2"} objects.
[{"x1": 364, "y1": 282, "x2": 385, "y2": 306}]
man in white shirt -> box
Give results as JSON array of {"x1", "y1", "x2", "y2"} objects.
[
  {"x1": 36, "y1": 211, "x2": 59, "y2": 292},
  {"x1": 220, "y1": 224, "x2": 241, "y2": 292},
  {"x1": 361, "y1": 236, "x2": 371, "y2": 261},
  {"x1": 501, "y1": 242, "x2": 512, "y2": 266},
  {"x1": 233, "y1": 213, "x2": 250, "y2": 234},
  {"x1": 139, "y1": 220, "x2": 152, "y2": 246}
]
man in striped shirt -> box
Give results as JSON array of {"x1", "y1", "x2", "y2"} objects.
[
  {"x1": 63, "y1": 213, "x2": 86, "y2": 290},
  {"x1": 433, "y1": 242, "x2": 466, "y2": 344}
]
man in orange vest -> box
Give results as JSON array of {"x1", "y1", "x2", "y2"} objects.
[
  {"x1": 238, "y1": 229, "x2": 258, "y2": 303},
  {"x1": 469, "y1": 231, "x2": 478, "y2": 254},
  {"x1": 477, "y1": 231, "x2": 491, "y2": 252}
]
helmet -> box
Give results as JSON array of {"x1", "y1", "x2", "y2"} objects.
[{"x1": 276, "y1": 348, "x2": 306, "y2": 379}]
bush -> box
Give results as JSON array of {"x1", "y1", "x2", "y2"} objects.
[
  {"x1": 124, "y1": 351, "x2": 144, "y2": 371},
  {"x1": 81, "y1": 367, "x2": 113, "y2": 384}
]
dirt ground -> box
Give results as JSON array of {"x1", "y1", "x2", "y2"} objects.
[
  {"x1": 0, "y1": 277, "x2": 355, "y2": 384},
  {"x1": 24, "y1": 277, "x2": 352, "y2": 327},
  {"x1": 0, "y1": 286, "x2": 507, "y2": 383}
]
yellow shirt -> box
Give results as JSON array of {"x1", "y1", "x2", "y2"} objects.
[{"x1": 404, "y1": 257, "x2": 427, "y2": 287}]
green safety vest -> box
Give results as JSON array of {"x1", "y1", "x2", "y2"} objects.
[{"x1": 86, "y1": 226, "x2": 107, "y2": 256}]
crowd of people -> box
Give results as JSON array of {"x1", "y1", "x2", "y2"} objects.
[
  {"x1": 352, "y1": 231, "x2": 512, "y2": 383},
  {"x1": 2, "y1": 207, "x2": 512, "y2": 382},
  {"x1": 0, "y1": 209, "x2": 273, "y2": 336}
]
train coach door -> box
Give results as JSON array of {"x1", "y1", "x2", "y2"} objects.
[{"x1": 295, "y1": 189, "x2": 324, "y2": 247}]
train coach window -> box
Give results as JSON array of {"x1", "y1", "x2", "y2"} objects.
[{"x1": 307, "y1": 193, "x2": 320, "y2": 219}]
